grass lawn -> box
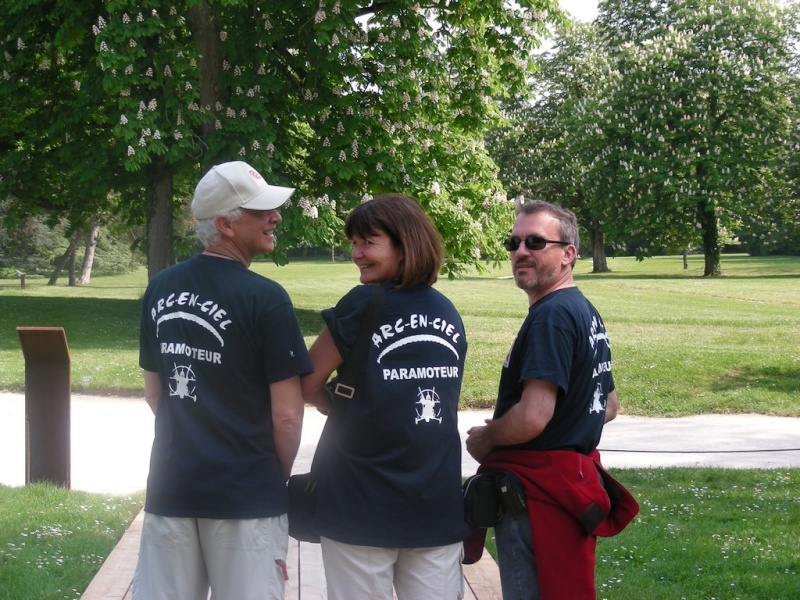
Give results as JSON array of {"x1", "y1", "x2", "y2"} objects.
[
  {"x1": 1, "y1": 253, "x2": 798, "y2": 415},
  {"x1": 0, "y1": 484, "x2": 143, "y2": 600},
  {"x1": 0, "y1": 253, "x2": 798, "y2": 598}
]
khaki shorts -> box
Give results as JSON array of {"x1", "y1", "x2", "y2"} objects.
[
  {"x1": 132, "y1": 512, "x2": 288, "y2": 600},
  {"x1": 320, "y1": 536, "x2": 464, "y2": 600}
]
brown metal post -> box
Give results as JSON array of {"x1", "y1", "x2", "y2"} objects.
[{"x1": 17, "y1": 327, "x2": 71, "y2": 488}]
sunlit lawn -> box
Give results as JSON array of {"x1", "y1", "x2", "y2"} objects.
[
  {"x1": 1, "y1": 253, "x2": 798, "y2": 416},
  {"x1": 0, "y1": 484, "x2": 143, "y2": 600}
]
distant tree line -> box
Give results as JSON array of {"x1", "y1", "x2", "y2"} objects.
[{"x1": 488, "y1": 0, "x2": 800, "y2": 275}]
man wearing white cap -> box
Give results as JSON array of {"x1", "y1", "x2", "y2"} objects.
[{"x1": 135, "y1": 161, "x2": 313, "y2": 600}]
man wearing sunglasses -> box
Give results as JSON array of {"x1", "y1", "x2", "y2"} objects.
[{"x1": 466, "y1": 199, "x2": 638, "y2": 600}]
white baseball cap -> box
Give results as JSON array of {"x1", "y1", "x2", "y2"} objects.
[{"x1": 191, "y1": 161, "x2": 295, "y2": 219}]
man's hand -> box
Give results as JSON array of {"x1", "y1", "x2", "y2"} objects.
[{"x1": 466, "y1": 419, "x2": 494, "y2": 462}]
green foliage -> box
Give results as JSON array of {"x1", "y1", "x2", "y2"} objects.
[
  {"x1": 0, "y1": 208, "x2": 143, "y2": 278},
  {"x1": 489, "y1": 0, "x2": 800, "y2": 276},
  {"x1": 0, "y1": 210, "x2": 69, "y2": 275},
  {"x1": 0, "y1": 0, "x2": 570, "y2": 278},
  {"x1": 594, "y1": 0, "x2": 796, "y2": 271}
]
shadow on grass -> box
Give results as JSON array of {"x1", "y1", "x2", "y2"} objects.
[
  {"x1": 710, "y1": 365, "x2": 800, "y2": 395},
  {"x1": 1, "y1": 297, "x2": 140, "y2": 351},
  {"x1": 1, "y1": 296, "x2": 327, "y2": 352}
]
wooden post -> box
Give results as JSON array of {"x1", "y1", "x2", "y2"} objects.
[{"x1": 17, "y1": 327, "x2": 71, "y2": 488}]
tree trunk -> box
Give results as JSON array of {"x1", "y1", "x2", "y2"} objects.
[
  {"x1": 146, "y1": 157, "x2": 176, "y2": 280},
  {"x1": 68, "y1": 247, "x2": 76, "y2": 286},
  {"x1": 77, "y1": 223, "x2": 101, "y2": 285},
  {"x1": 697, "y1": 196, "x2": 721, "y2": 277},
  {"x1": 48, "y1": 235, "x2": 81, "y2": 285},
  {"x1": 683, "y1": 251, "x2": 688, "y2": 270},
  {"x1": 589, "y1": 219, "x2": 609, "y2": 273},
  {"x1": 188, "y1": 4, "x2": 224, "y2": 152}
]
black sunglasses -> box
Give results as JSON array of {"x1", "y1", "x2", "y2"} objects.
[{"x1": 504, "y1": 235, "x2": 570, "y2": 252}]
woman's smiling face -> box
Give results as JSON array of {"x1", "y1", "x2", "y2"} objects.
[{"x1": 350, "y1": 229, "x2": 403, "y2": 285}]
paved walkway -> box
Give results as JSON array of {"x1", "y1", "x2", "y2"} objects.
[{"x1": 1, "y1": 392, "x2": 799, "y2": 495}]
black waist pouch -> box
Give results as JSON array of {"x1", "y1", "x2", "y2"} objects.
[{"x1": 463, "y1": 471, "x2": 526, "y2": 528}]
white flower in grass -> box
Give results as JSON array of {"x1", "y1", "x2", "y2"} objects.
[
  {"x1": 127, "y1": 146, "x2": 135, "y2": 156},
  {"x1": 122, "y1": 13, "x2": 130, "y2": 24}
]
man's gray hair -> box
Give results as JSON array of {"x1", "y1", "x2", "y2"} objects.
[
  {"x1": 194, "y1": 208, "x2": 243, "y2": 247},
  {"x1": 515, "y1": 198, "x2": 580, "y2": 250}
]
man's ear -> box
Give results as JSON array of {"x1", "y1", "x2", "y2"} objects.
[
  {"x1": 215, "y1": 214, "x2": 235, "y2": 239},
  {"x1": 563, "y1": 244, "x2": 578, "y2": 267}
]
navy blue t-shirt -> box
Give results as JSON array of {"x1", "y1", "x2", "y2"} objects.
[
  {"x1": 313, "y1": 281, "x2": 470, "y2": 547},
  {"x1": 139, "y1": 254, "x2": 312, "y2": 519},
  {"x1": 494, "y1": 287, "x2": 614, "y2": 454}
]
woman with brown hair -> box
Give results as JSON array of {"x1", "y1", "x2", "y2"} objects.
[{"x1": 301, "y1": 193, "x2": 469, "y2": 599}]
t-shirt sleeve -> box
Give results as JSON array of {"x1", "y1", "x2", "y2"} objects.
[
  {"x1": 260, "y1": 292, "x2": 313, "y2": 383},
  {"x1": 321, "y1": 285, "x2": 373, "y2": 362},
  {"x1": 139, "y1": 291, "x2": 158, "y2": 372},
  {"x1": 520, "y1": 307, "x2": 574, "y2": 394}
]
